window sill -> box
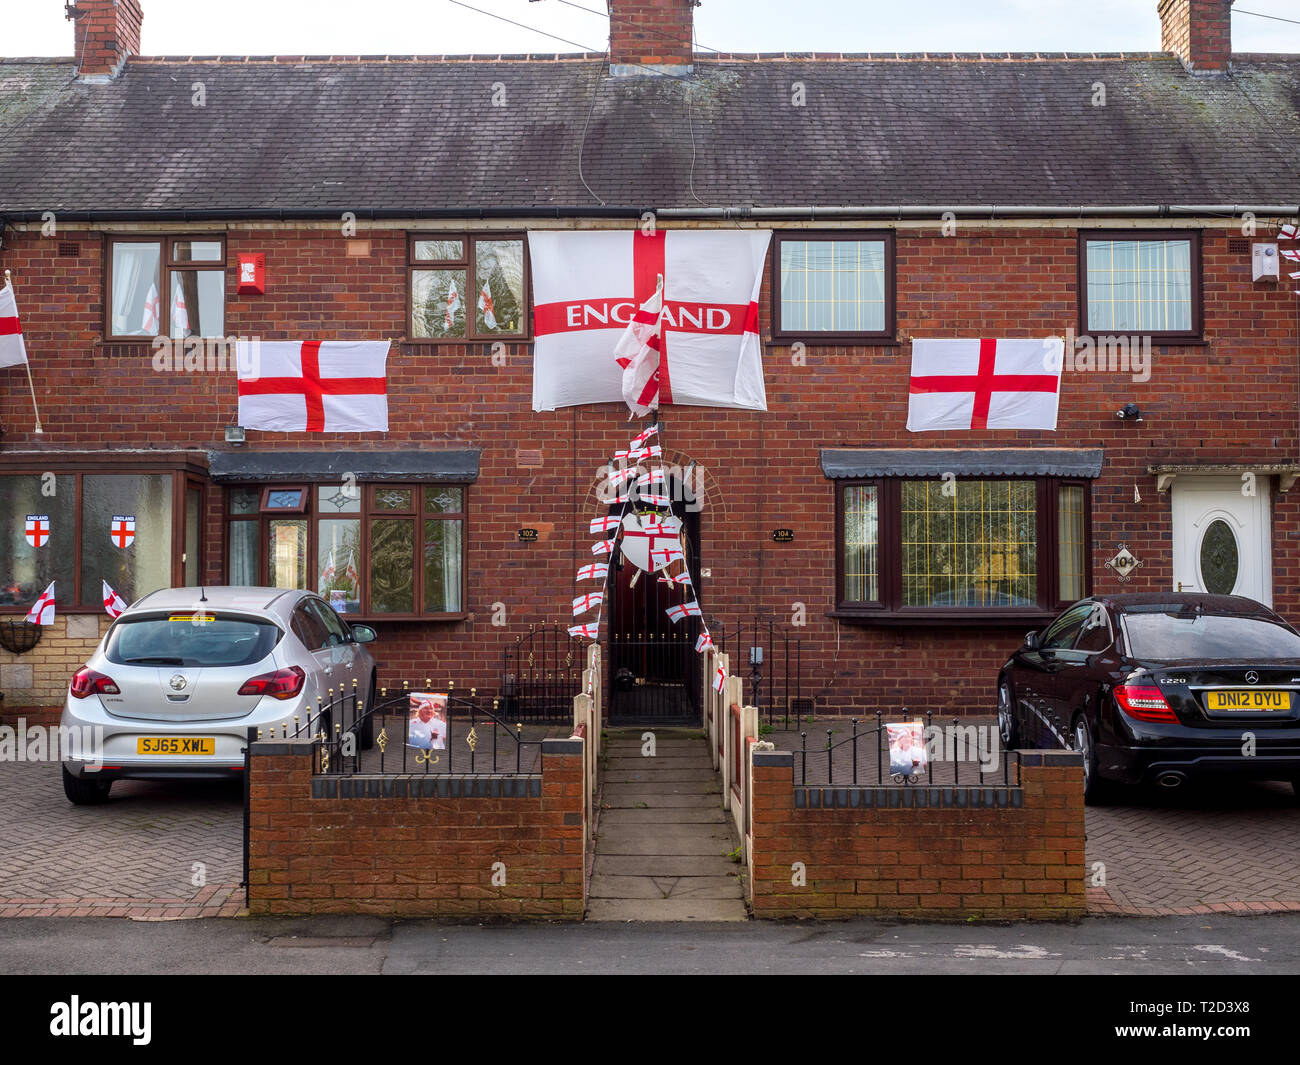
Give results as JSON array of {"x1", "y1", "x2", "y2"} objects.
[
  {"x1": 340, "y1": 613, "x2": 468, "y2": 624},
  {"x1": 770, "y1": 334, "x2": 898, "y2": 347},
  {"x1": 1076, "y1": 332, "x2": 1206, "y2": 346},
  {"x1": 829, "y1": 608, "x2": 1059, "y2": 628}
]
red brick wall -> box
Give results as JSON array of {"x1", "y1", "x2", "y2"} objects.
[
  {"x1": 1, "y1": 221, "x2": 1295, "y2": 718},
  {"x1": 247, "y1": 737, "x2": 586, "y2": 916},
  {"x1": 749, "y1": 750, "x2": 1086, "y2": 919}
]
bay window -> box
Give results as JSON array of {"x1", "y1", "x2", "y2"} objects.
[{"x1": 226, "y1": 483, "x2": 466, "y2": 619}]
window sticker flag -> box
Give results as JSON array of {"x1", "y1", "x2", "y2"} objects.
[
  {"x1": 572, "y1": 591, "x2": 604, "y2": 615},
  {"x1": 445, "y1": 278, "x2": 461, "y2": 331},
  {"x1": 103, "y1": 580, "x2": 128, "y2": 619},
  {"x1": 575, "y1": 563, "x2": 606, "y2": 582},
  {"x1": 568, "y1": 623, "x2": 598, "y2": 640},
  {"x1": 907, "y1": 338, "x2": 1063, "y2": 432},
  {"x1": 589, "y1": 516, "x2": 621, "y2": 534},
  {"x1": 529, "y1": 229, "x2": 772, "y2": 412},
  {"x1": 110, "y1": 515, "x2": 136, "y2": 548},
  {"x1": 25, "y1": 581, "x2": 55, "y2": 626},
  {"x1": 665, "y1": 601, "x2": 702, "y2": 623},
  {"x1": 478, "y1": 279, "x2": 497, "y2": 330},
  {"x1": 236, "y1": 340, "x2": 391, "y2": 433},
  {"x1": 24, "y1": 514, "x2": 49, "y2": 547}
]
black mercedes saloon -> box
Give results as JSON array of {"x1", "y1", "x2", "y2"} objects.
[{"x1": 997, "y1": 594, "x2": 1300, "y2": 803}]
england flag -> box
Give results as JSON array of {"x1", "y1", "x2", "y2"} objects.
[
  {"x1": 236, "y1": 340, "x2": 390, "y2": 433},
  {"x1": 907, "y1": 338, "x2": 1064, "y2": 432},
  {"x1": 529, "y1": 229, "x2": 771, "y2": 412}
]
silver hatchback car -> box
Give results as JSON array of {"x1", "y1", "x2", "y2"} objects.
[{"x1": 60, "y1": 587, "x2": 378, "y2": 804}]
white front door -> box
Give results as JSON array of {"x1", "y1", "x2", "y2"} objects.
[{"x1": 1171, "y1": 475, "x2": 1272, "y2": 606}]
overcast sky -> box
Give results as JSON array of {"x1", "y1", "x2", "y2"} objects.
[{"x1": 6, "y1": 0, "x2": 1300, "y2": 56}]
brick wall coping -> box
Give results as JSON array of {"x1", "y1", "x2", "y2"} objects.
[
  {"x1": 542, "y1": 738, "x2": 583, "y2": 755},
  {"x1": 753, "y1": 750, "x2": 794, "y2": 767},
  {"x1": 795, "y1": 786, "x2": 1023, "y2": 809},
  {"x1": 1020, "y1": 750, "x2": 1084, "y2": 766},
  {"x1": 311, "y1": 774, "x2": 542, "y2": 799}
]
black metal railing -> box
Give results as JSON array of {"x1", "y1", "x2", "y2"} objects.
[
  {"x1": 788, "y1": 711, "x2": 1021, "y2": 788},
  {"x1": 706, "y1": 615, "x2": 807, "y2": 729},
  {"x1": 272, "y1": 681, "x2": 547, "y2": 776},
  {"x1": 501, "y1": 625, "x2": 587, "y2": 723}
]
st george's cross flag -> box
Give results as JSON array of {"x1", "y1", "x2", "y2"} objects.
[
  {"x1": 25, "y1": 581, "x2": 56, "y2": 626},
  {"x1": 0, "y1": 280, "x2": 29, "y2": 368},
  {"x1": 572, "y1": 592, "x2": 603, "y2": 615},
  {"x1": 907, "y1": 338, "x2": 1064, "y2": 432},
  {"x1": 568, "y1": 623, "x2": 598, "y2": 640},
  {"x1": 575, "y1": 563, "x2": 606, "y2": 582},
  {"x1": 695, "y1": 631, "x2": 714, "y2": 653},
  {"x1": 103, "y1": 580, "x2": 128, "y2": 619},
  {"x1": 588, "y1": 516, "x2": 621, "y2": 534},
  {"x1": 141, "y1": 283, "x2": 160, "y2": 336},
  {"x1": 529, "y1": 230, "x2": 772, "y2": 412},
  {"x1": 236, "y1": 340, "x2": 391, "y2": 433},
  {"x1": 614, "y1": 283, "x2": 665, "y2": 417},
  {"x1": 665, "y1": 601, "x2": 702, "y2": 623},
  {"x1": 477, "y1": 280, "x2": 497, "y2": 330}
]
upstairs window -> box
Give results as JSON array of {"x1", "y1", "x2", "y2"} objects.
[
  {"x1": 774, "y1": 231, "x2": 895, "y2": 341},
  {"x1": 1080, "y1": 231, "x2": 1200, "y2": 339},
  {"x1": 107, "y1": 236, "x2": 226, "y2": 341},
  {"x1": 409, "y1": 234, "x2": 528, "y2": 341}
]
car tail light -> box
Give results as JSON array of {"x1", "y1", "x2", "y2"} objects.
[
  {"x1": 70, "y1": 667, "x2": 121, "y2": 699},
  {"x1": 1114, "y1": 683, "x2": 1179, "y2": 722},
  {"x1": 238, "y1": 666, "x2": 305, "y2": 700}
]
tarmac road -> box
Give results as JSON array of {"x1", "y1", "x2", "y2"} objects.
[{"x1": 2, "y1": 913, "x2": 1299, "y2": 975}]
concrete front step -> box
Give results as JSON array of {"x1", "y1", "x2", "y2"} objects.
[
  {"x1": 602, "y1": 780, "x2": 722, "y2": 796},
  {"x1": 588, "y1": 874, "x2": 745, "y2": 900},
  {"x1": 585, "y1": 897, "x2": 748, "y2": 921},
  {"x1": 599, "y1": 807, "x2": 729, "y2": 825},
  {"x1": 602, "y1": 769, "x2": 723, "y2": 783},
  {"x1": 592, "y1": 854, "x2": 741, "y2": 877},
  {"x1": 601, "y1": 792, "x2": 726, "y2": 809},
  {"x1": 595, "y1": 836, "x2": 736, "y2": 857}
]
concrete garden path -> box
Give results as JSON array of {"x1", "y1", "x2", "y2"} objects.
[{"x1": 588, "y1": 728, "x2": 748, "y2": 921}]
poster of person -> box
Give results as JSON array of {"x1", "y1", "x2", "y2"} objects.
[
  {"x1": 886, "y1": 720, "x2": 927, "y2": 778},
  {"x1": 407, "y1": 692, "x2": 449, "y2": 750}
]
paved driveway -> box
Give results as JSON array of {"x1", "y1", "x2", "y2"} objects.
[
  {"x1": 0, "y1": 760, "x2": 243, "y2": 918},
  {"x1": 1085, "y1": 779, "x2": 1300, "y2": 915}
]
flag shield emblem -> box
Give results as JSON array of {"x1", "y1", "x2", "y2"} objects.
[
  {"x1": 25, "y1": 514, "x2": 50, "y2": 547},
  {"x1": 111, "y1": 515, "x2": 136, "y2": 548},
  {"x1": 619, "y1": 513, "x2": 682, "y2": 574}
]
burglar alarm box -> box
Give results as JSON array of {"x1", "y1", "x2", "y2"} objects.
[{"x1": 237, "y1": 253, "x2": 266, "y2": 294}]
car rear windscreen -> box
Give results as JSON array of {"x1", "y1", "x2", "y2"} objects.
[
  {"x1": 105, "y1": 613, "x2": 282, "y2": 668},
  {"x1": 1121, "y1": 610, "x2": 1300, "y2": 661}
]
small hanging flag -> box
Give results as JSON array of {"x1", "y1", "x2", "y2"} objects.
[
  {"x1": 591, "y1": 539, "x2": 616, "y2": 556},
  {"x1": 110, "y1": 515, "x2": 136, "y2": 548},
  {"x1": 576, "y1": 563, "x2": 606, "y2": 582},
  {"x1": 568, "y1": 623, "x2": 598, "y2": 640},
  {"x1": 650, "y1": 546, "x2": 684, "y2": 568},
  {"x1": 695, "y1": 632, "x2": 714, "y2": 653},
  {"x1": 607, "y1": 466, "x2": 639, "y2": 488},
  {"x1": 630, "y1": 424, "x2": 659, "y2": 449},
  {"x1": 572, "y1": 591, "x2": 604, "y2": 615},
  {"x1": 638, "y1": 492, "x2": 671, "y2": 508},
  {"x1": 25, "y1": 581, "x2": 56, "y2": 625},
  {"x1": 713, "y1": 662, "x2": 726, "y2": 693},
  {"x1": 103, "y1": 580, "x2": 128, "y2": 619},
  {"x1": 636, "y1": 468, "x2": 667, "y2": 488},
  {"x1": 665, "y1": 601, "x2": 702, "y2": 623},
  {"x1": 669, "y1": 571, "x2": 692, "y2": 584},
  {"x1": 24, "y1": 514, "x2": 50, "y2": 548},
  {"x1": 589, "y1": 516, "x2": 621, "y2": 534}
]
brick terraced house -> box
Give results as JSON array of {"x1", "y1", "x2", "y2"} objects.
[{"x1": 1, "y1": 0, "x2": 1299, "y2": 728}]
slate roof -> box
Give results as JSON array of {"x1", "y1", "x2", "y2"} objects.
[{"x1": 1, "y1": 53, "x2": 1298, "y2": 217}]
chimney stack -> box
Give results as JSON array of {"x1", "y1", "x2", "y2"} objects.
[
  {"x1": 1157, "y1": 0, "x2": 1232, "y2": 74},
  {"x1": 69, "y1": 0, "x2": 143, "y2": 81},
  {"x1": 608, "y1": 0, "x2": 698, "y2": 77}
]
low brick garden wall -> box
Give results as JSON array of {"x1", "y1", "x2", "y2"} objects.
[
  {"x1": 247, "y1": 736, "x2": 586, "y2": 918},
  {"x1": 749, "y1": 749, "x2": 1086, "y2": 920}
]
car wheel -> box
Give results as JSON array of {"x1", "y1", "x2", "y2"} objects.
[
  {"x1": 1073, "y1": 715, "x2": 1111, "y2": 806},
  {"x1": 62, "y1": 765, "x2": 111, "y2": 805},
  {"x1": 997, "y1": 680, "x2": 1020, "y2": 749}
]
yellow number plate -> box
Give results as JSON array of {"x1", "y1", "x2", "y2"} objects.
[
  {"x1": 137, "y1": 737, "x2": 216, "y2": 755},
  {"x1": 1205, "y1": 690, "x2": 1292, "y2": 711}
]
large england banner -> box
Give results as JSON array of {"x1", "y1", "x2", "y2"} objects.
[{"x1": 528, "y1": 229, "x2": 772, "y2": 412}]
